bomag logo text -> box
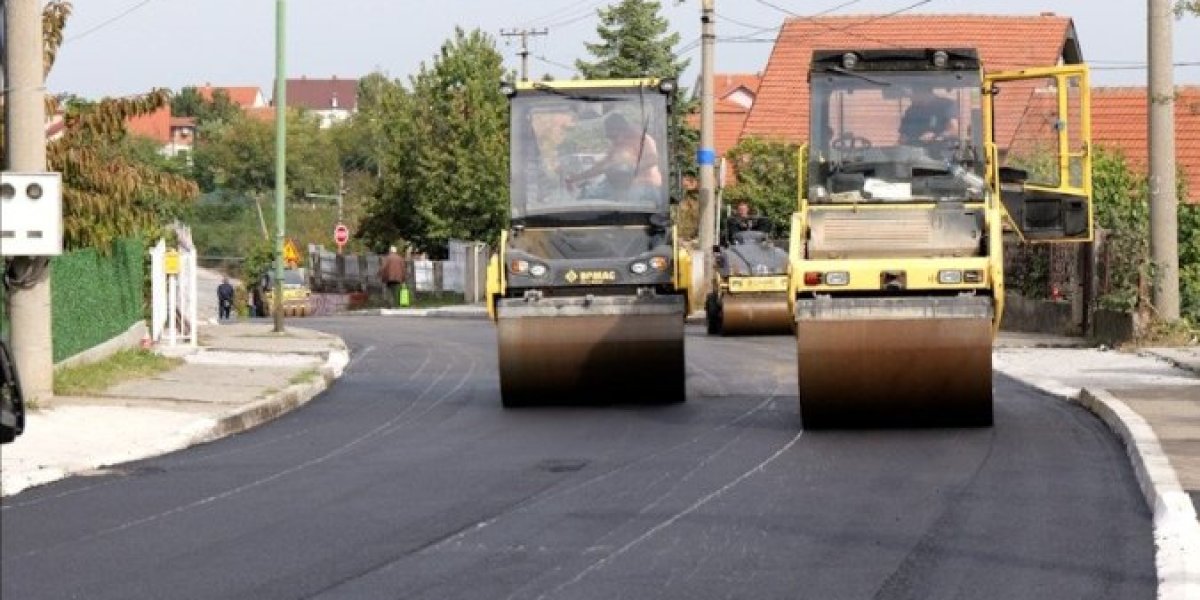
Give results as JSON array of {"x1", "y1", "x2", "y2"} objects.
[{"x1": 566, "y1": 269, "x2": 617, "y2": 284}]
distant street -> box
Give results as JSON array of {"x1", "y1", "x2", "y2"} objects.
[{"x1": 2, "y1": 317, "x2": 1155, "y2": 599}]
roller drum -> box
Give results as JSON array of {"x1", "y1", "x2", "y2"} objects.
[
  {"x1": 719, "y1": 293, "x2": 793, "y2": 335},
  {"x1": 795, "y1": 296, "x2": 994, "y2": 428},
  {"x1": 496, "y1": 295, "x2": 686, "y2": 406}
]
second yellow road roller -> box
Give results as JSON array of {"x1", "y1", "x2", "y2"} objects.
[
  {"x1": 487, "y1": 78, "x2": 690, "y2": 407},
  {"x1": 705, "y1": 200, "x2": 792, "y2": 335},
  {"x1": 790, "y1": 48, "x2": 1094, "y2": 427}
]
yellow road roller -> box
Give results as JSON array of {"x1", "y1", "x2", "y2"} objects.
[
  {"x1": 790, "y1": 48, "x2": 1093, "y2": 427},
  {"x1": 705, "y1": 202, "x2": 793, "y2": 336},
  {"x1": 487, "y1": 78, "x2": 690, "y2": 407}
]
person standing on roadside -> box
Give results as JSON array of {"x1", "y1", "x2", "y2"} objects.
[
  {"x1": 378, "y1": 246, "x2": 407, "y2": 307},
  {"x1": 217, "y1": 277, "x2": 235, "y2": 320}
]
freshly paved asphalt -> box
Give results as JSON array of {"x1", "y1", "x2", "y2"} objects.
[{"x1": 2, "y1": 317, "x2": 1155, "y2": 599}]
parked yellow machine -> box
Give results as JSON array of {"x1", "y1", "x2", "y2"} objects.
[
  {"x1": 790, "y1": 48, "x2": 1093, "y2": 427},
  {"x1": 486, "y1": 78, "x2": 690, "y2": 407}
]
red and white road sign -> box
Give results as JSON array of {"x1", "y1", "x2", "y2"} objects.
[{"x1": 334, "y1": 223, "x2": 349, "y2": 246}]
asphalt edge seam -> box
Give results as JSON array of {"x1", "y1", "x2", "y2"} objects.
[{"x1": 1073, "y1": 388, "x2": 1200, "y2": 600}]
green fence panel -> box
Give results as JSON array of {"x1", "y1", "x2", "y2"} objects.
[{"x1": 50, "y1": 238, "x2": 145, "y2": 362}]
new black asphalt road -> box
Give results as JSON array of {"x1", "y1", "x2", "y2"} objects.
[{"x1": 2, "y1": 317, "x2": 1155, "y2": 599}]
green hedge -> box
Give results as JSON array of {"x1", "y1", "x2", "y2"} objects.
[{"x1": 50, "y1": 238, "x2": 145, "y2": 362}]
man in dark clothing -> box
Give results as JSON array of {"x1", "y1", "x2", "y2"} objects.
[
  {"x1": 217, "y1": 277, "x2": 235, "y2": 320},
  {"x1": 378, "y1": 246, "x2": 407, "y2": 307},
  {"x1": 725, "y1": 201, "x2": 765, "y2": 244},
  {"x1": 899, "y1": 88, "x2": 958, "y2": 144}
]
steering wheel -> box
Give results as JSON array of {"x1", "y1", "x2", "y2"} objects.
[{"x1": 831, "y1": 132, "x2": 873, "y2": 151}]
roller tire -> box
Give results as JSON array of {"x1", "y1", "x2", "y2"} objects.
[{"x1": 705, "y1": 292, "x2": 722, "y2": 335}]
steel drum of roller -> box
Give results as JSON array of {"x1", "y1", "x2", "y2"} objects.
[
  {"x1": 496, "y1": 295, "x2": 685, "y2": 407},
  {"x1": 718, "y1": 293, "x2": 793, "y2": 335},
  {"x1": 795, "y1": 295, "x2": 994, "y2": 429}
]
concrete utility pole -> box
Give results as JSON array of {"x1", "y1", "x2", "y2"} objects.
[
  {"x1": 698, "y1": 0, "x2": 716, "y2": 299},
  {"x1": 273, "y1": 0, "x2": 287, "y2": 333},
  {"x1": 4, "y1": 0, "x2": 53, "y2": 403},
  {"x1": 500, "y1": 27, "x2": 548, "y2": 81},
  {"x1": 1148, "y1": 0, "x2": 1180, "y2": 320}
]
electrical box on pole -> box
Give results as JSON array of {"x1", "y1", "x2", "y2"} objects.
[{"x1": 0, "y1": 172, "x2": 63, "y2": 257}]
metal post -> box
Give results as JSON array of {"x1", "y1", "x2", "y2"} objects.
[
  {"x1": 273, "y1": 0, "x2": 288, "y2": 332},
  {"x1": 4, "y1": 0, "x2": 53, "y2": 403},
  {"x1": 697, "y1": 0, "x2": 716, "y2": 300},
  {"x1": 1148, "y1": 0, "x2": 1180, "y2": 320}
]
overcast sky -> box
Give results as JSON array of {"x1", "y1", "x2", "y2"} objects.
[{"x1": 40, "y1": 0, "x2": 1200, "y2": 99}]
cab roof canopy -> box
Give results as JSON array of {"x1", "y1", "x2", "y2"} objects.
[{"x1": 809, "y1": 48, "x2": 981, "y2": 74}]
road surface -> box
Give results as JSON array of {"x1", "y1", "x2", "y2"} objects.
[{"x1": 1, "y1": 317, "x2": 1155, "y2": 599}]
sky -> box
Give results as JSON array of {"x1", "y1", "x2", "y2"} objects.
[{"x1": 35, "y1": 0, "x2": 1200, "y2": 99}]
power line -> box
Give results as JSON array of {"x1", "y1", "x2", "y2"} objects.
[
  {"x1": 753, "y1": 0, "x2": 867, "y2": 19},
  {"x1": 66, "y1": 0, "x2": 159, "y2": 43},
  {"x1": 1092, "y1": 61, "x2": 1200, "y2": 70},
  {"x1": 521, "y1": 0, "x2": 600, "y2": 27},
  {"x1": 533, "y1": 54, "x2": 576, "y2": 73}
]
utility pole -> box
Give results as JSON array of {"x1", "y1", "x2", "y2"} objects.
[
  {"x1": 1148, "y1": 0, "x2": 1180, "y2": 320},
  {"x1": 273, "y1": 0, "x2": 287, "y2": 333},
  {"x1": 500, "y1": 27, "x2": 548, "y2": 81},
  {"x1": 4, "y1": 0, "x2": 53, "y2": 403},
  {"x1": 698, "y1": 0, "x2": 716, "y2": 301}
]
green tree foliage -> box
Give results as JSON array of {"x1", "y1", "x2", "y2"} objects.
[
  {"x1": 191, "y1": 111, "x2": 339, "y2": 200},
  {"x1": 576, "y1": 0, "x2": 686, "y2": 80},
  {"x1": 170, "y1": 87, "x2": 242, "y2": 126},
  {"x1": 1091, "y1": 147, "x2": 1151, "y2": 311},
  {"x1": 722, "y1": 137, "x2": 800, "y2": 238},
  {"x1": 1176, "y1": 1, "x2": 1200, "y2": 17},
  {"x1": 575, "y1": 0, "x2": 699, "y2": 184},
  {"x1": 360, "y1": 28, "x2": 509, "y2": 256}
]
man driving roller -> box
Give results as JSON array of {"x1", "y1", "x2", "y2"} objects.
[{"x1": 899, "y1": 86, "x2": 958, "y2": 144}]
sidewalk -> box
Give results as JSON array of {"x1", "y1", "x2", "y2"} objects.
[
  {"x1": 994, "y1": 339, "x2": 1200, "y2": 598},
  {"x1": 0, "y1": 322, "x2": 348, "y2": 497}
]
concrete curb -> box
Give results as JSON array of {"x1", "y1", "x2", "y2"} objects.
[
  {"x1": 186, "y1": 344, "x2": 350, "y2": 446},
  {"x1": 349, "y1": 307, "x2": 488, "y2": 319},
  {"x1": 1140, "y1": 349, "x2": 1200, "y2": 377},
  {"x1": 1074, "y1": 388, "x2": 1200, "y2": 600}
]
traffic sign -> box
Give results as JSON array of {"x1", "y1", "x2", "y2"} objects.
[
  {"x1": 283, "y1": 238, "x2": 301, "y2": 267},
  {"x1": 334, "y1": 223, "x2": 349, "y2": 247}
]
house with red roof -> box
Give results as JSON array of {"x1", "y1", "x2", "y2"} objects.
[
  {"x1": 283, "y1": 76, "x2": 358, "y2": 128},
  {"x1": 197, "y1": 85, "x2": 267, "y2": 109},
  {"x1": 688, "y1": 72, "x2": 762, "y2": 183},
  {"x1": 125, "y1": 105, "x2": 196, "y2": 158}
]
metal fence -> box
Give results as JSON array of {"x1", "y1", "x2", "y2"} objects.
[{"x1": 308, "y1": 240, "x2": 489, "y2": 302}]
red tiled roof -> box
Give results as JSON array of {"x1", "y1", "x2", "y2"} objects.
[
  {"x1": 197, "y1": 85, "x2": 264, "y2": 109},
  {"x1": 1091, "y1": 86, "x2": 1200, "y2": 203},
  {"x1": 170, "y1": 116, "x2": 197, "y2": 128},
  {"x1": 742, "y1": 13, "x2": 1079, "y2": 143},
  {"x1": 125, "y1": 105, "x2": 172, "y2": 144},
  {"x1": 284, "y1": 77, "x2": 358, "y2": 111}
]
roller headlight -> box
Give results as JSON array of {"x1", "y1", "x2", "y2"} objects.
[
  {"x1": 649, "y1": 256, "x2": 669, "y2": 271},
  {"x1": 824, "y1": 271, "x2": 850, "y2": 286},
  {"x1": 938, "y1": 269, "x2": 963, "y2": 284},
  {"x1": 630, "y1": 261, "x2": 649, "y2": 275},
  {"x1": 529, "y1": 263, "x2": 548, "y2": 278},
  {"x1": 509, "y1": 259, "x2": 529, "y2": 274}
]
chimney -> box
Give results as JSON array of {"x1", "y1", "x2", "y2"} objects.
[{"x1": 1040, "y1": 11, "x2": 1056, "y2": 16}]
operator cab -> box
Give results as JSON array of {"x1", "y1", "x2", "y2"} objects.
[{"x1": 808, "y1": 49, "x2": 986, "y2": 205}]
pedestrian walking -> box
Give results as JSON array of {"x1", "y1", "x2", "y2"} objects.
[
  {"x1": 378, "y1": 246, "x2": 407, "y2": 307},
  {"x1": 217, "y1": 277, "x2": 235, "y2": 320}
]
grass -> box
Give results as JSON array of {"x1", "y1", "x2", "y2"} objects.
[
  {"x1": 362, "y1": 291, "x2": 467, "y2": 310},
  {"x1": 288, "y1": 369, "x2": 321, "y2": 385},
  {"x1": 54, "y1": 349, "x2": 183, "y2": 396}
]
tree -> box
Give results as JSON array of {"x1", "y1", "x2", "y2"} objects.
[
  {"x1": 360, "y1": 28, "x2": 509, "y2": 256},
  {"x1": 723, "y1": 137, "x2": 801, "y2": 237},
  {"x1": 0, "y1": 1, "x2": 199, "y2": 250},
  {"x1": 1177, "y1": 1, "x2": 1199, "y2": 16},
  {"x1": 171, "y1": 87, "x2": 241, "y2": 126},
  {"x1": 191, "y1": 110, "x2": 339, "y2": 201},
  {"x1": 576, "y1": 0, "x2": 687, "y2": 80}
]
